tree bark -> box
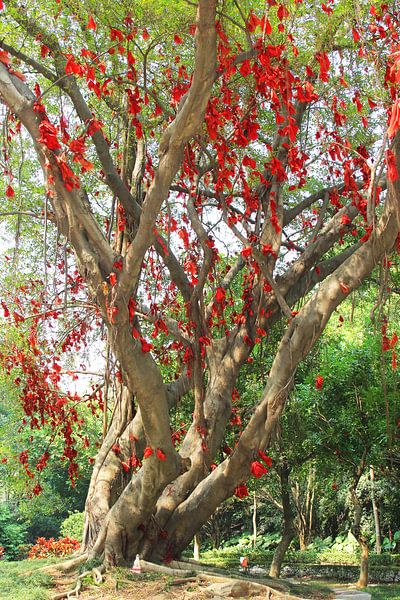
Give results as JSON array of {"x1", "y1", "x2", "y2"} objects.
[
  {"x1": 292, "y1": 465, "x2": 315, "y2": 550},
  {"x1": 252, "y1": 491, "x2": 257, "y2": 549},
  {"x1": 370, "y1": 466, "x2": 382, "y2": 554},
  {"x1": 350, "y1": 451, "x2": 369, "y2": 588},
  {"x1": 358, "y1": 539, "x2": 369, "y2": 588},
  {"x1": 193, "y1": 534, "x2": 201, "y2": 561},
  {"x1": 269, "y1": 461, "x2": 296, "y2": 578}
]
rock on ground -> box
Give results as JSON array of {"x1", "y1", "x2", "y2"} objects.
[
  {"x1": 204, "y1": 579, "x2": 300, "y2": 599},
  {"x1": 333, "y1": 588, "x2": 371, "y2": 600}
]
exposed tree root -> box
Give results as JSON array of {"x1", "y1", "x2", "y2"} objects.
[
  {"x1": 139, "y1": 559, "x2": 194, "y2": 577},
  {"x1": 37, "y1": 553, "x2": 89, "y2": 575},
  {"x1": 51, "y1": 564, "x2": 104, "y2": 600}
]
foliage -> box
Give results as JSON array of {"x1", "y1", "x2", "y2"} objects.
[
  {"x1": 382, "y1": 531, "x2": 400, "y2": 553},
  {"x1": 28, "y1": 536, "x2": 80, "y2": 560},
  {"x1": 60, "y1": 511, "x2": 84, "y2": 541},
  {"x1": 0, "y1": 504, "x2": 28, "y2": 560},
  {"x1": 308, "y1": 532, "x2": 359, "y2": 555},
  {"x1": 202, "y1": 541, "x2": 400, "y2": 569},
  {"x1": 0, "y1": 340, "x2": 99, "y2": 542}
]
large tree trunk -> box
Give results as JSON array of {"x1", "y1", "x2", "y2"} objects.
[
  {"x1": 269, "y1": 461, "x2": 296, "y2": 578},
  {"x1": 82, "y1": 388, "x2": 141, "y2": 551}
]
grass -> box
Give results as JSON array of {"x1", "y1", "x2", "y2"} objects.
[
  {"x1": 363, "y1": 584, "x2": 400, "y2": 599},
  {"x1": 0, "y1": 557, "x2": 60, "y2": 600}
]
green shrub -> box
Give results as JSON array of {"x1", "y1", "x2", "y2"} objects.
[
  {"x1": 0, "y1": 504, "x2": 28, "y2": 560},
  {"x1": 382, "y1": 531, "x2": 400, "y2": 552},
  {"x1": 369, "y1": 553, "x2": 400, "y2": 566},
  {"x1": 60, "y1": 511, "x2": 84, "y2": 542}
]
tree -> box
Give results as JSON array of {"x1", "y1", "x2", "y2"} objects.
[
  {"x1": 0, "y1": 0, "x2": 400, "y2": 566},
  {"x1": 290, "y1": 311, "x2": 400, "y2": 586}
]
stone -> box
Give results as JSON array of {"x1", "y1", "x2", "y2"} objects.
[
  {"x1": 334, "y1": 588, "x2": 371, "y2": 600},
  {"x1": 204, "y1": 579, "x2": 293, "y2": 599},
  {"x1": 205, "y1": 581, "x2": 251, "y2": 597},
  {"x1": 249, "y1": 566, "x2": 268, "y2": 576}
]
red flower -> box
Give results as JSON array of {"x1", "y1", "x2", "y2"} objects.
[
  {"x1": 1, "y1": 302, "x2": 9, "y2": 318},
  {"x1": 390, "y1": 333, "x2": 398, "y2": 348},
  {"x1": 0, "y1": 50, "x2": 10, "y2": 66},
  {"x1": 215, "y1": 287, "x2": 226, "y2": 303},
  {"x1": 250, "y1": 461, "x2": 268, "y2": 478},
  {"x1": 387, "y1": 149, "x2": 398, "y2": 182},
  {"x1": 156, "y1": 448, "x2": 166, "y2": 461},
  {"x1": 243, "y1": 155, "x2": 256, "y2": 169},
  {"x1": 39, "y1": 120, "x2": 61, "y2": 150},
  {"x1": 339, "y1": 282, "x2": 349, "y2": 294},
  {"x1": 315, "y1": 375, "x2": 324, "y2": 390},
  {"x1": 241, "y1": 246, "x2": 252, "y2": 258},
  {"x1": 87, "y1": 15, "x2": 97, "y2": 30},
  {"x1": 5, "y1": 185, "x2": 15, "y2": 198},
  {"x1": 109, "y1": 272, "x2": 117, "y2": 286},
  {"x1": 41, "y1": 45, "x2": 50, "y2": 58},
  {"x1": 341, "y1": 214, "x2": 351, "y2": 225},
  {"x1": 143, "y1": 446, "x2": 153, "y2": 459},
  {"x1": 258, "y1": 450, "x2": 273, "y2": 467},
  {"x1": 234, "y1": 484, "x2": 249, "y2": 499},
  {"x1": 32, "y1": 483, "x2": 42, "y2": 496},
  {"x1": 140, "y1": 338, "x2": 153, "y2": 353},
  {"x1": 388, "y1": 99, "x2": 400, "y2": 139}
]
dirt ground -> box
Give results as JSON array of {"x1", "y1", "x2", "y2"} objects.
[
  {"x1": 48, "y1": 567, "x2": 334, "y2": 600},
  {"x1": 51, "y1": 572, "x2": 265, "y2": 600}
]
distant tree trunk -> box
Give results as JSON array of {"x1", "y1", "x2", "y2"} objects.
[
  {"x1": 292, "y1": 464, "x2": 315, "y2": 550},
  {"x1": 269, "y1": 461, "x2": 296, "y2": 578},
  {"x1": 252, "y1": 491, "x2": 257, "y2": 549},
  {"x1": 193, "y1": 534, "x2": 201, "y2": 561},
  {"x1": 350, "y1": 450, "x2": 369, "y2": 588},
  {"x1": 358, "y1": 538, "x2": 369, "y2": 588},
  {"x1": 370, "y1": 466, "x2": 382, "y2": 554}
]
